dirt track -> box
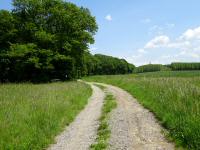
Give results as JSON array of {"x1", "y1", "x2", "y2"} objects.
[
  {"x1": 47, "y1": 82, "x2": 174, "y2": 150},
  {"x1": 48, "y1": 84, "x2": 105, "y2": 150},
  {"x1": 102, "y1": 83, "x2": 174, "y2": 150}
]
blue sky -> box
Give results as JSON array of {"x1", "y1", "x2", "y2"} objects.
[{"x1": 1, "y1": 0, "x2": 200, "y2": 66}]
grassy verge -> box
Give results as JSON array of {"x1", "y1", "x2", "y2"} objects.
[
  {"x1": 137, "y1": 70, "x2": 200, "y2": 78},
  {"x1": 84, "y1": 72, "x2": 200, "y2": 150},
  {"x1": 0, "y1": 81, "x2": 92, "y2": 150},
  {"x1": 91, "y1": 86, "x2": 117, "y2": 150}
]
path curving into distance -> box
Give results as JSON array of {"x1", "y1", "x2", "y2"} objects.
[
  {"x1": 96, "y1": 82, "x2": 174, "y2": 150},
  {"x1": 48, "y1": 81, "x2": 174, "y2": 150},
  {"x1": 48, "y1": 84, "x2": 105, "y2": 150}
]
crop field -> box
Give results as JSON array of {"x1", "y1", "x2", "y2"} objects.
[
  {"x1": 84, "y1": 71, "x2": 200, "y2": 149},
  {"x1": 0, "y1": 82, "x2": 91, "y2": 150}
]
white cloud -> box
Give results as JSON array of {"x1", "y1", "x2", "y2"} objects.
[
  {"x1": 167, "y1": 41, "x2": 191, "y2": 49},
  {"x1": 128, "y1": 26, "x2": 200, "y2": 66},
  {"x1": 144, "y1": 35, "x2": 170, "y2": 49},
  {"x1": 180, "y1": 26, "x2": 200, "y2": 40},
  {"x1": 105, "y1": 14, "x2": 112, "y2": 21}
]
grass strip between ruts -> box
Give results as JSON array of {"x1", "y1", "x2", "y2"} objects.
[{"x1": 90, "y1": 85, "x2": 117, "y2": 150}]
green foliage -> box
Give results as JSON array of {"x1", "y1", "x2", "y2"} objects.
[
  {"x1": 171, "y1": 62, "x2": 200, "y2": 71},
  {"x1": 83, "y1": 52, "x2": 99, "y2": 76},
  {"x1": 84, "y1": 74, "x2": 200, "y2": 149},
  {"x1": 0, "y1": 10, "x2": 17, "y2": 50},
  {"x1": 91, "y1": 93, "x2": 117, "y2": 150},
  {"x1": 51, "y1": 54, "x2": 75, "y2": 80},
  {"x1": 135, "y1": 62, "x2": 200, "y2": 74},
  {"x1": 0, "y1": 0, "x2": 135, "y2": 82},
  {"x1": 135, "y1": 64, "x2": 162, "y2": 73},
  {"x1": 0, "y1": 0, "x2": 98, "y2": 82},
  {"x1": 135, "y1": 64, "x2": 171, "y2": 73},
  {"x1": 34, "y1": 30, "x2": 55, "y2": 49},
  {"x1": 0, "y1": 43, "x2": 76, "y2": 82},
  {"x1": 84, "y1": 53, "x2": 135, "y2": 76},
  {"x1": 0, "y1": 81, "x2": 92, "y2": 150}
]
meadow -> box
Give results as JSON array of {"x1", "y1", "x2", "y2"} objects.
[
  {"x1": 84, "y1": 71, "x2": 200, "y2": 149},
  {"x1": 0, "y1": 82, "x2": 91, "y2": 150}
]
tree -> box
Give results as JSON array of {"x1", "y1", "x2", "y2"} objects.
[
  {"x1": 12, "y1": 0, "x2": 98, "y2": 78},
  {"x1": 0, "y1": 10, "x2": 17, "y2": 50},
  {"x1": 0, "y1": 0, "x2": 135, "y2": 82},
  {"x1": 0, "y1": 0, "x2": 98, "y2": 82},
  {"x1": 84, "y1": 54, "x2": 135, "y2": 75}
]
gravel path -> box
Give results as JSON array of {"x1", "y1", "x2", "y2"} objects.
[
  {"x1": 95, "y1": 83, "x2": 174, "y2": 150},
  {"x1": 48, "y1": 84, "x2": 105, "y2": 150},
  {"x1": 47, "y1": 82, "x2": 174, "y2": 150}
]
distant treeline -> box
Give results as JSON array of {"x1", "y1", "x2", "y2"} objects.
[
  {"x1": 135, "y1": 62, "x2": 200, "y2": 73},
  {"x1": 84, "y1": 53, "x2": 135, "y2": 75},
  {"x1": 0, "y1": 0, "x2": 134, "y2": 82},
  {"x1": 171, "y1": 62, "x2": 200, "y2": 71},
  {"x1": 135, "y1": 64, "x2": 170, "y2": 73}
]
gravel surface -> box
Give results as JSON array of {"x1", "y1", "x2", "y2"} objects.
[
  {"x1": 47, "y1": 82, "x2": 174, "y2": 150},
  {"x1": 96, "y1": 83, "x2": 174, "y2": 150},
  {"x1": 47, "y1": 84, "x2": 105, "y2": 150}
]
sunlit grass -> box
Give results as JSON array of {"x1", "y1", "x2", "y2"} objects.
[
  {"x1": 0, "y1": 82, "x2": 92, "y2": 150},
  {"x1": 137, "y1": 70, "x2": 200, "y2": 77},
  {"x1": 84, "y1": 72, "x2": 200, "y2": 150},
  {"x1": 91, "y1": 89, "x2": 117, "y2": 150}
]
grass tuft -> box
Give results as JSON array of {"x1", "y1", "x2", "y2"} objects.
[{"x1": 91, "y1": 90, "x2": 117, "y2": 150}]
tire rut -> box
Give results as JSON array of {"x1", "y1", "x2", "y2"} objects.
[
  {"x1": 94, "y1": 82, "x2": 174, "y2": 150},
  {"x1": 47, "y1": 82, "x2": 174, "y2": 150},
  {"x1": 47, "y1": 84, "x2": 105, "y2": 150}
]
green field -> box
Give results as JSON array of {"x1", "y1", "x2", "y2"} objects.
[
  {"x1": 84, "y1": 71, "x2": 200, "y2": 149},
  {"x1": 137, "y1": 70, "x2": 200, "y2": 78},
  {"x1": 0, "y1": 82, "x2": 91, "y2": 150}
]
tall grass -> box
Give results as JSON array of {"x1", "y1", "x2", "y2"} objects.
[
  {"x1": 0, "y1": 82, "x2": 92, "y2": 150},
  {"x1": 84, "y1": 73, "x2": 200, "y2": 149},
  {"x1": 137, "y1": 70, "x2": 200, "y2": 78}
]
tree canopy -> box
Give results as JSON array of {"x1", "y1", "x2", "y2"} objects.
[
  {"x1": 84, "y1": 53, "x2": 135, "y2": 75},
  {"x1": 0, "y1": 0, "x2": 135, "y2": 82}
]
